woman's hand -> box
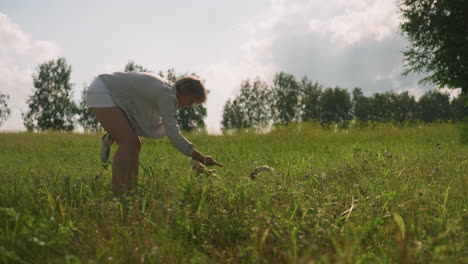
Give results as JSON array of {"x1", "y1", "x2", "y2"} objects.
[
  {"x1": 204, "y1": 156, "x2": 223, "y2": 167},
  {"x1": 191, "y1": 149, "x2": 223, "y2": 167}
]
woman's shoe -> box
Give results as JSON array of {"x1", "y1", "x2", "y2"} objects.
[{"x1": 101, "y1": 133, "x2": 113, "y2": 163}]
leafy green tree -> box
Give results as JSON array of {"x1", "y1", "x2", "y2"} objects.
[
  {"x1": 0, "y1": 93, "x2": 11, "y2": 127},
  {"x1": 352, "y1": 89, "x2": 417, "y2": 124},
  {"x1": 221, "y1": 77, "x2": 271, "y2": 131},
  {"x1": 352, "y1": 87, "x2": 373, "y2": 123},
  {"x1": 399, "y1": 0, "x2": 468, "y2": 93},
  {"x1": 450, "y1": 92, "x2": 468, "y2": 121},
  {"x1": 319, "y1": 87, "x2": 353, "y2": 127},
  {"x1": 23, "y1": 57, "x2": 77, "y2": 131},
  {"x1": 389, "y1": 91, "x2": 418, "y2": 123},
  {"x1": 240, "y1": 77, "x2": 271, "y2": 128},
  {"x1": 271, "y1": 72, "x2": 300, "y2": 125},
  {"x1": 77, "y1": 82, "x2": 102, "y2": 132},
  {"x1": 221, "y1": 99, "x2": 244, "y2": 131},
  {"x1": 369, "y1": 92, "x2": 394, "y2": 123},
  {"x1": 356, "y1": 91, "x2": 418, "y2": 123},
  {"x1": 175, "y1": 104, "x2": 207, "y2": 132},
  {"x1": 124, "y1": 60, "x2": 150, "y2": 72},
  {"x1": 300, "y1": 77, "x2": 322, "y2": 122},
  {"x1": 417, "y1": 90, "x2": 451, "y2": 122},
  {"x1": 158, "y1": 69, "x2": 207, "y2": 132},
  {"x1": 158, "y1": 68, "x2": 177, "y2": 82}
]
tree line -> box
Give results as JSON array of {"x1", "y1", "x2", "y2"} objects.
[
  {"x1": 221, "y1": 72, "x2": 467, "y2": 131},
  {"x1": 0, "y1": 58, "x2": 466, "y2": 133}
]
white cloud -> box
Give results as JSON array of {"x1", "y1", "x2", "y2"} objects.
[
  {"x1": 404, "y1": 87, "x2": 426, "y2": 100},
  {"x1": 437, "y1": 87, "x2": 462, "y2": 100},
  {"x1": 0, "y1": 14, "x2": 30, "y2": 55},
  {"x1": 240, "y1": 0, "x2": 431, "y2": 91},
  {"x1": 0, "y1": 12, "x2": 60, "y2": 131},
  {"x1": 308, "y1": 0, "x2": 400, "y2": 46}
]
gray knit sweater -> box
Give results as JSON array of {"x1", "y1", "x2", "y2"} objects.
[{"x1": 97, "y1": 72, "x2": 194, "y2": 156}]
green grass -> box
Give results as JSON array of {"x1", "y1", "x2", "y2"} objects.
[{"x1": 0, "y1": 123, "x2": 466, "y2": 263}]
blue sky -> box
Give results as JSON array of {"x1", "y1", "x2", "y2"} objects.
[{"x1": 1, "y1": 0, "x2": 450, "y2": 132}]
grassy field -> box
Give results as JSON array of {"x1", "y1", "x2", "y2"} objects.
[{"x1": 0, "y1": 123, "x2": 466, "y2": 263}]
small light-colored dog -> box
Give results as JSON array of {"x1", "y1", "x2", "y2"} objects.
[{"x1": 249, "y1": 165, "x2": 274, "y2": 180}]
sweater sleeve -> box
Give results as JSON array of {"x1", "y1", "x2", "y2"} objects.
[{"x1": 156, "y1": 94, "x2": 194, "y2": 156}]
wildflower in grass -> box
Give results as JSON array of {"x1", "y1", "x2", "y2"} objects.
[{"x1": 321, "y1": 172, "x2": 327, "y2": 181}]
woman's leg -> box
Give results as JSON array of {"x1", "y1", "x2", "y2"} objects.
[
  {"x1": 129, "y1": 137, "x2": 141, "y2": 191},
  {"x1": 89, "y1": 107, "x2": 141, "y2": 195}
]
